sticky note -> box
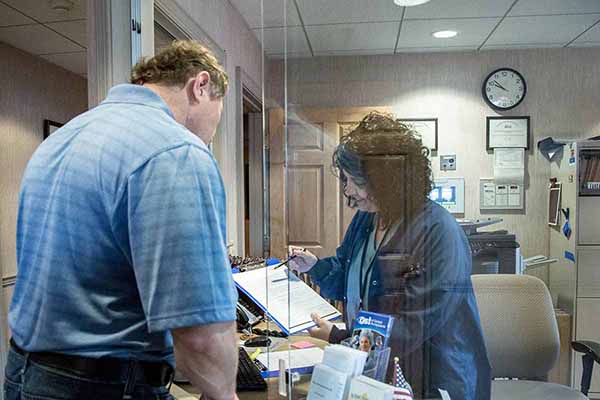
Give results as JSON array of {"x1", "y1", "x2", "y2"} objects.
[{"x1": 291, "y1": 341, "x2": 316, "y2": 349}]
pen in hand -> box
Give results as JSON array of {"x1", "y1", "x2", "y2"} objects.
[
  {"x1": 273, "y1": 247, "x2": 307, "y2": 270},
  {"x1": 273, "y1": 254, "x2": 298, "y2": 270}
]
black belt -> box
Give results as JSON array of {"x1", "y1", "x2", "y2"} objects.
[{"x1": 10, "y1": 339, "x2": 173, "y2": 387}]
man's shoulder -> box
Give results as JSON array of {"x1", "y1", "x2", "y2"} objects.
[{"x1": 84, "y1": 101, "x2": 211, "y2": 170}]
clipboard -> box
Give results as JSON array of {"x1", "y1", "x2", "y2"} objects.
[{"x1": 232, "y1": 265, "x2": 341, "y2": 335}]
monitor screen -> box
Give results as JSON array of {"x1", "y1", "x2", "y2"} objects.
[{"x1": 430, "y1": 186, "x2": 457, "y2": 205}]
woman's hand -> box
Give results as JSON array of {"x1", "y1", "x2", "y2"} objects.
[
  {"x1": 307, "y1": 313, "x2": 333, "y2": 342},
  {"x1": 287, "y1": 246, "x2": 318, "y2": 273}
]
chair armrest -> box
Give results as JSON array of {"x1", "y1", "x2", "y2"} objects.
[{"x1": 572, "y1": 340, "x2": 600, "y2": 364}]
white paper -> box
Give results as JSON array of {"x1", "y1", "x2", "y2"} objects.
[
  {"x1": 482, "y1": 182, "x2": 496, "y2": 207},
  {"x1": 488, "y1": 119, "x2": 528, "y2": 148},
  {"x1": 348, "y1": 375, "x2": 400, "y2": 400},
  {"x1": 256, "y1": 347, "x2": 324, "y2": 373},
  {"x1": 233, "y1": 265, "x2": 341, "y2": 334},
  {"x1": 508, "y1": 185, "x2": 521, "y2": 206},
  {"x1": 494, "y1": 148, "x2": 525, "y2": 184},
  {"x1": 322, "y1": 344, "x2": 367, "y2": 376},
  {"x1": 307, "y1": 364, "x2": 351, "y2": 400}
]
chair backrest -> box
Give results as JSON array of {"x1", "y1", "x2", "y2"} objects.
[{"x1": 472, "y1": 274, "x2": 560, "y2": 380}]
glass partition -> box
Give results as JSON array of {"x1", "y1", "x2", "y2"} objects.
[{"x1": 261, "y1": 0, "x2": 500, "y2": 399}]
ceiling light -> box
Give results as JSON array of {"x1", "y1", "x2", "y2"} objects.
[
  {"x1": 393, "y1": 0, "x2": 431, "y2": 6},
  {"x1": 432, "y1": 30, "x2": 458, "y2": 39}
]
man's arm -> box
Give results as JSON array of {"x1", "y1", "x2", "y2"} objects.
[{"x1": 172, "y1": 322, "x2": 238, "y2": 400}]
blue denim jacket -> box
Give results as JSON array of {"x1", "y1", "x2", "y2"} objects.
[{"x1": 309, "y1": 202, "x2": 491, "y2": 400}]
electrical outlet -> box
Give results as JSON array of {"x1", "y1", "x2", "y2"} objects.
[{"x1": 440, "y1": 155, "x2": 456, "y2": 171}]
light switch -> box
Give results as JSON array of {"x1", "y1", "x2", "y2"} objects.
[{"x1": 440, "y1": 155, "x2": 456, "y2": 171}]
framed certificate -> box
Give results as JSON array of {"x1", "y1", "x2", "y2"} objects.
[
  {"x1": 486, "y1": 116, "x2": 530, "y2": 150},
  {"x1": 399, "y1": 118, "x2": 438, "y2": 152}
]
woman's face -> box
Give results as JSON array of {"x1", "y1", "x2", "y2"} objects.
[
  {"x1": 359, "y1": 336, "x2": 371, "y2": 352},
  {"x1": 344, "y1": 173, "x2": 379, "y2": 212}
]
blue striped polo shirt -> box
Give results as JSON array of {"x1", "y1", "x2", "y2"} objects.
[{"x1": 9, "y1": 84, "x2": 238, "y2": 363}]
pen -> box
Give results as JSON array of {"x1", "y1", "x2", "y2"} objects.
[{"x1": 273, "y1": 254, "x2": 297, "y2": 270}]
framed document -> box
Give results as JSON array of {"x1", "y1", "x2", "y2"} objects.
[
  {"x1": 399, "y1": 118, "x2": 438, "y2": 152},
  {"x1": 43, "y1": 119, "x2": 64, "y2": 140},
  {"x1": 486, "y1": 116, "x2": 530, "y2": 150}
]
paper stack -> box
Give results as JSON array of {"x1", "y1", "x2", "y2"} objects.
[
  {"x1": 307, "y1": 345, "x2": 368, "y2": 400},
  {"x1": 348, "y1": 375, "x2": 413, "y2": 400}
]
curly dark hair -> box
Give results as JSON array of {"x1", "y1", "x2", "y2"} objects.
[
  {"x1": 332, "y1": 111, "x2": 433, "y2": 227},
  {"x1": 130, "y1": 40, "x2": 228, "y2": 97}
]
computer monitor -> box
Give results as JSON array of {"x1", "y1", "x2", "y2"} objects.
[{"x1": 430, "y1": 178, "x2": 465, "y2": 213}]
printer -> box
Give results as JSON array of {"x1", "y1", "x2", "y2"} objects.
[{"x1": 458, "y1": 218, "x2": 521, "y2": 275}]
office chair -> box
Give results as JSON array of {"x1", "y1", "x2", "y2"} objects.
[
  {"x1": 472, "y1": 274, "x2": 588, "y2": 399},
  {"x1": 572, "y1": 340, "x2": 600, "y2": 396}
]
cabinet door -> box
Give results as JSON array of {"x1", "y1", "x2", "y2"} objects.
[
  {"x1": 573, "y1": 298, "x2": 600, "y2": 393},
  {"x1": 577, "y1": 248, "x2": 600, "y2": 297},
  {"x1": 578, "y1": 197, "x2": 600, "y2": 245}
]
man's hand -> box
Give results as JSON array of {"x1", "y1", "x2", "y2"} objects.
[
  {"x1": 200, "y1": 394, "x2": 239, "y2": 400},
  {"x1": 307, "y1": 313, "x2": 333, "y2": 342}
]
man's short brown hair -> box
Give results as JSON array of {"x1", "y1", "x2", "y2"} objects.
[{"x1": 130, "y1": 40, "x2": 228, "y2": 97}]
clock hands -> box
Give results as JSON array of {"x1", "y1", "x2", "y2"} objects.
[{"x1": 491, "y1": 80, "x2": 508, "y2": 91}]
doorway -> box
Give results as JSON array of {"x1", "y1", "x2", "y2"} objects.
[{"x1": 242, "y1": 88, "x2": 265, "y2": 257}]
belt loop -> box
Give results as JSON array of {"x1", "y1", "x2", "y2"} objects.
[
  {"x1": 20, "y1": 352, "x2": 30, "y2": 376},
  {"x1": 122, "y1": 359, "x2": 138, "y2": 400}
]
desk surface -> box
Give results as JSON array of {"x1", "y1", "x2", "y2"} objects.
[{"x1": 171, "y1": 335, "x2": 327, "y2": 400}]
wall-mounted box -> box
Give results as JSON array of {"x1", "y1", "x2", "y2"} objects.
[{"x1": 480, "y1": 178, "x2": 524, "y2": 210}]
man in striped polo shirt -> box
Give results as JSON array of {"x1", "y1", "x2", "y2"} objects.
[{"x1": 6, "y1": 41, "x2": 239, "y2": 400}]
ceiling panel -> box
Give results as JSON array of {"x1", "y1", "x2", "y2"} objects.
[
  {"x1": 268, "y1": 51, "x2": 313, "y2": 59},
  {"x1": 253, "y1": 26, "x2": 309, "y2": 54},
  {"x1": 572, "y1": 20, "x2": 600, "y2": 43},
  {"x1": 404, "y1": 0, "x2": 514, "y2": 19},
  {"x1": 229, "y1": 0, "x2": 301, "y2": 28},
  {"x1": 296, "y1": 0, "x2": 403, "y2": 25},
  {"x1": 0, "y1": 2, "x2": 35, "y2": 26},
  {"x1": 396, "y1": 45, "x2": 478, "y2": 53},
  {"x1": 482, "y1": 43, "x2": 564, "y2": 50},
  {"x1": 509, "y1": 0, "x2": 600, "y2": 16},
  {"x1": 397, "y1": 18, "x2": 499, "y2": 48},
  {"x1": 0, "y1": 24, "x2": 83, "y2": 55},
  {"x1": 314, "y1": 48, "x2": 395, "y2": 56},
  {"x1": 46, "y1": 20, "x2": 86, "y2": 48},
  {"x1": 306, "y1": 22, "x2": 399, "y2": 52},
  {"x1": 1, "y1": 0, "x2": 86, "y2": 23},
  {"x1": 487, "y1": 15, "x2": 600, "y2": 45},
  {"x1": 40, "y1": 51, "x2": 86, "y2": 75}
]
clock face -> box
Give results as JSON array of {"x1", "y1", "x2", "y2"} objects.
[{"x1": 482, "y1": 68, "x2": 526, "y2": 110}]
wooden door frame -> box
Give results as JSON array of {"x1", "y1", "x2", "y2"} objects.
[{"x1": 235, "y1": 66, "x2": 264, "y2": 256}]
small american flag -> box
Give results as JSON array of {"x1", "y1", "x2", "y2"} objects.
[{"x1": 393, "y1": 357, "x2": 413, "y2": 400}]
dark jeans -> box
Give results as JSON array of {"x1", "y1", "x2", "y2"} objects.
[{"x1": 4, "y1": 348, "x2": 175, "y2": 400}]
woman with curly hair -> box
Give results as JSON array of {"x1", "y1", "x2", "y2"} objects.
[{"x1": 289, "y1": 112, "x2": 491, "y2": 400}]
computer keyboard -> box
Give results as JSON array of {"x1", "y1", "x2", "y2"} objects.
[{"x1": 237, "y1": 347, "x2": 267, "y2": 391}]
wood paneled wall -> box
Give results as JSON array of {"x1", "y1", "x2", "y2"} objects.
[{"x1": 267, "y1": 48, "x2": 600, "y2": 259}]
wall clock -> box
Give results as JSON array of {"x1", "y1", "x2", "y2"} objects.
[{"x1": 482, "y1": 68, "x2": 526, "y2": 111}]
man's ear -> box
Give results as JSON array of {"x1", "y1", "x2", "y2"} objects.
[{"x1": 189, "y1": 71, "x2": 211, "y2": 103}]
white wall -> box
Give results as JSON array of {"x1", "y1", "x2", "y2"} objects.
[
  {"x1": 174, "y1": 0, "x2": 263, "y2": 255},
  {"x1": 0, "y1": 41, "x2": 88, "y2": 331},
  {"x1": 268, "y1": 48, "x2": 600, "y2": 258}
]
